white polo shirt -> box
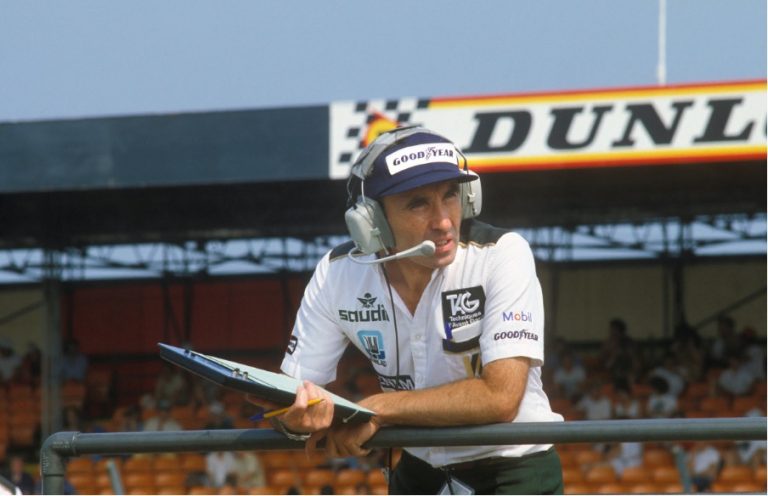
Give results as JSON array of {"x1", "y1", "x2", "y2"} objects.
[{"x1": 281, "y1": 219, "x2": 563, "y2": 467}]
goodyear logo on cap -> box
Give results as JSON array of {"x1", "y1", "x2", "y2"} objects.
[{"x1": 385, "y1": 143, "x2": 458, "y2": 175}]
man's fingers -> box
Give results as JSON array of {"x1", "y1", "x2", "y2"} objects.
[
  {"x1": 325, "y1": 431, "x2": 338, "y2": 458},
  {"x1": 306, "y1": 429, "x2": 327, "y2": 453},
  {"x1": 294, "y1": 383, "x2": 309, "y2": 410}
]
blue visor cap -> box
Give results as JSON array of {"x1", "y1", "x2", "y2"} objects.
[{"x1": 363, "y1": 132, "x2": 477, "y2": 199}]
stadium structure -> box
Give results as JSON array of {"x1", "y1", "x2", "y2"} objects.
[{"x1": 0, "y1": 79, "x2": 765, "y2": 494}]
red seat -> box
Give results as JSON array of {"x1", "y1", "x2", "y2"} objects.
[
  {"x1": 620, "y1": 466, "x2": 651, "y2": 483},
  {"x1": 123, "y1": 455, "x2": 154, "y2": 473},
  {"x1": 652, "y1": 466, "x2": 680, "y2": 483},
  {"x1": 596, "y1": 482, "x2": 627, "y2": 494},
  {"x1": 302, "y1": 469, "x2": 336, "y2": 489},
  {"x1": 719, "y1": 465, "x2": 754, "y2": 483},
  {"x1": 642, "y1": 448, "x2": 673, "y2": 468},
  {"x1": 585, "y1": 466, "x2": 617, "y2": 484},
  {"x1": 564, "y1": 482, "x2": 594, "y2": 494},
  {"x1": 562, "y1": 467, "x2": 585, "y2": 484}
]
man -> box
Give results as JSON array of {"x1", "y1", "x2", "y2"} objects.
[{"x1": 269, "y1": 127, "x2": 563, "y2": 494}]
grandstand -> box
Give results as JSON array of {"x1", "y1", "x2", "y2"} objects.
[{"x1": 0, "y1": 80, "x2": 765, "y2": 494}]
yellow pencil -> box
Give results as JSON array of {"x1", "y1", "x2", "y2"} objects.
[{"x1": 251, "y1": 398, "x2": 325, "y2": 421}]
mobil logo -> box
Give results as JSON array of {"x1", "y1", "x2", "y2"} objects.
[{"x1": 502, "y1": 310, "x2": 532, "y2": 322}]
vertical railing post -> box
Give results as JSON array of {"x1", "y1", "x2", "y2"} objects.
[{"x1": 40, "y1": 431, "x2": 76, "y2": 495}]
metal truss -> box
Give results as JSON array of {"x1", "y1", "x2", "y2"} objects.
[{"x1": 0, "y1": 213, "x2": 764, "y2": 284}]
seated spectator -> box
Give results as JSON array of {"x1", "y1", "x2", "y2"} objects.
[
  {"x1": 606, "y1": 442, "x2": 643, "y2": 478},
  {"x1": 205, "y1": 451, "x2": 238, "y2": 488},
  {"x1": 645, "y1": 376, "x2": 679, "y2": 418},
  {"x1": 740, "y1": 327, "x2": 766, "y2": 381},
  {"x1": 0, "y1": 338, "x2": 21, "y2": 382},
  {"x1": 612, "y1": 379, "x2": 640, "y2": 419},
  {"x1": 233, "y1": 451, "x2": 266, "y2": 488},
  {"x1": 671, "y1": 323, "x2": 706, "y2": 383},
  {"x1": 154, "y1": 363, "x2": 189, "y2": 406},
  {"x1": 552, "y1": 351, "x2": 586, "y2": 401},
  {"x1": 687, "y1": 442, "x2": 722, "y2": 493},
  {"x1": 205, "y1": 402, "x2": 234, "y2": 430},
  {"x1": 114, "y1": 405, "x2": 143, "y2": 432},
  {"x1": 576, "y1": 382, "x2": 612, "y2": 421},
  {"x1": 648, "y1": 352, "x2": 687, "y2": 397},
  {"x1": 717, "y1": 352, "x2": 756, "y2": 397},
  {"x1": 724, "y1": 407, "x2": 767, "y2": 470},
  {"x1": 599, "y1": 318, "x2": 641, "y2": 385},
  {"x1": 62, "y1": 406, "x2": 85, "y2": 431},
  {"x1": 142, "y1": 400, "x2": 182, "y2": 431},
  {"x1": 2, "y1": 453, "x2": 35, "y2": 495},
  {"x1": 15, "y1": 342, "x2": 42, "y2": 387},
  {"x1": 60, "y1": 339, "x2": 88, "y2": 383},
  {"x1": 708, "y1": 315, "x2": 742, "y2": 369}
]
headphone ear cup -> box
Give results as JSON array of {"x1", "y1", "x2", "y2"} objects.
[
  {"x1": 344, "y1": 197, "x2": 395, "y2": 255},
  {"x1": 461, "y1": 172, "x2": 482, "y2": 219}
]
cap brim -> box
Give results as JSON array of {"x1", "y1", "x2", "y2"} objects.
[{"x1": 372, "y1": 165, "x2": 477, "y2": 198}]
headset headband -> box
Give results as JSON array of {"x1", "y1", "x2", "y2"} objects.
[{"x1": 350, "y1": 125, "x2": 452, "y2": 181}]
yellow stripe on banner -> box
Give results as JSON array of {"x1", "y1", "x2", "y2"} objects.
[
  {"x1": 468, "y1": 145, "x2": 767, "y2": 170},
  {"x1": 429, "y1": 81, "x2": 767, "y2": 108}
]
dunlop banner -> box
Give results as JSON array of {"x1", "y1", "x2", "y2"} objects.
[{"x1": 329, "y1": 80, "x2": 766, "y2": 179}]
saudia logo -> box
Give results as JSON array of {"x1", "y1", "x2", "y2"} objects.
[
  {"x1": 358, "y1": 330, "x2": 386, "y2": 366},
  {"x1": 339, "y1": 293, "x2": 390, "y2": 322}
]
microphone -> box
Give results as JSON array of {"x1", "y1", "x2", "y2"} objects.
[{"x1": 347, "y1": 241, "x2": 436, "y2": 265}]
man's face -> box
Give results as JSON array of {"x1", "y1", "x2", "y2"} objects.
[{"x1": 380, "y1": 179, "x2": 462, "y2": 271}]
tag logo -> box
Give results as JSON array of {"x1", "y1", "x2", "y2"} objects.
[
  {"x1": 357, "y1": 330, "x2": 387, "y2": 366},
  {"x1": 442, "y1": 286, "x2": 485, "y2": 333},
  {"x1": 446, "y1": 292, "x2": 481, "y2": 315}
]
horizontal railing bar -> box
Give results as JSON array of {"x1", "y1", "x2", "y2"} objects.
[{"x1": 41, "y1": 417, "x2": 766, "y2": 494}]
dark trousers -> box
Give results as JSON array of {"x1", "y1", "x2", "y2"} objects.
[{"x1": 390, "y1": 448, "x2": 564, "y2": 495}]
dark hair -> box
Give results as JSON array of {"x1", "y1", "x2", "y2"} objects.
[
  {"x1": 613, "y1": 378, "x2": 633, "y2": 395},
  {"x1": 609, "y1": 318, "x2": 627, "y2": 333},
  {"x1": 649, "y1": 376, "x2": 670, "y2": 394}
]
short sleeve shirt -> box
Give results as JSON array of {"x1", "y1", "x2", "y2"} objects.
[{"x1": 281, "y1": 220, "x2": 563, "y2": 467}]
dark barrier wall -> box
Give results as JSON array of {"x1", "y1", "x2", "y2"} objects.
[{"x1": 0, "y1": 106, "x2": 329, "y2": 193}]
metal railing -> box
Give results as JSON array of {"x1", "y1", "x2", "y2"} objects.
[{"x1": 41, "y1": 417, "x2": 766, "y2": 494}]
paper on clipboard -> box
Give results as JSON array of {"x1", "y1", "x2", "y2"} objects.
[{"x1": 158, "y1": 343, "x2": 374, "y2": 424}]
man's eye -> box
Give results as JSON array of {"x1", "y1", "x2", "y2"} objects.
[{"x1": 407, "y1": 200, "x2": 427, "y2": 209}]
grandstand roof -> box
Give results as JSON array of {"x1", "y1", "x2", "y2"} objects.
[{"x1": 1, "y1": 82, "x2": 765, "y2": 249}]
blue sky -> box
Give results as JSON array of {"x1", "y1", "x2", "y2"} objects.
[{"x1": 0, "y1": 0, "x2": 765, "y2": 121}]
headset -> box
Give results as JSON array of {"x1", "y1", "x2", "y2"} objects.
[{"x1": 344, "y1": 126, "x2": 483, "y2": 259}]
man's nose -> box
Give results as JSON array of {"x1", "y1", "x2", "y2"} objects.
[{"x1": 429, "y1": 202, "x2": 453, "y2": 230}]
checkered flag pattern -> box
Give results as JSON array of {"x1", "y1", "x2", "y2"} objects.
[{"x1": 335, "y1": 97, "x2": 431, "y2": 166}]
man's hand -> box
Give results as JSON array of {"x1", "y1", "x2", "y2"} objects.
[
  {"x1": 246, "y1": 380, "x2": 334, "y2": 433},
  {"x1": 324, "y1": 417, "x2": 381, "y2": 457},
  {"x1": 279, "y1": 380, "x2": 334, "y2": 433}
]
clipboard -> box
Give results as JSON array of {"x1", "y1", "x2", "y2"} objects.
[{"x1": 158, "y1": 343, "x2": 374, "y2": 424}]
